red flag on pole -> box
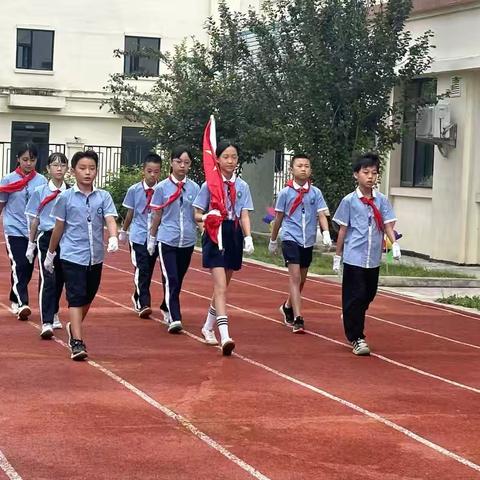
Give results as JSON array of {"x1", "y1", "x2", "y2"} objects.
[{"x1": 202, "y1": 115, "x2": 227, "y2": 249}]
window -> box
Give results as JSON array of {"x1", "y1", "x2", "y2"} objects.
[
  {"x1": 124, "y1": 36, "x2": 160, "y2": 76},
  {"x1": 400, "y1": 78, "x2": 437, "y2": 187},
  {"x1": 121, "y1": 127, "x2": 156, "y2": 166},
  {"x1": 16, "y1": 29, "x2": 54, "y2": 70}
]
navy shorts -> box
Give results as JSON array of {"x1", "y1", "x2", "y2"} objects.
[
  {"x1": 61, "y1": 260, "x2": 102, "y2": 307},
  {"x1": 202, "y1": 220, "x2": 244, "y2": 271},
  {"x1": 281, "y1": 241, "x2": 313, "y2": 268}
]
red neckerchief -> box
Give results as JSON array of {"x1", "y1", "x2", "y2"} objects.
[
  {"x1": 37, "y1": 188, "x2": 62, "y2": 213},
  {"x1": 151, "y1": 177, "x2": 185, "y2": 211},
  {"x1": 286, "y1": 179, "x2": 310, "y2": 215},
  {"x1": 224, "y1": 179, "x2": 236, "y2": 216},
  {"x1": 359, "y1": 195, "x2": 384, "y2": 232},
  {"x1": 0, "y1": 167, "x2": 37, "y2": 193}
]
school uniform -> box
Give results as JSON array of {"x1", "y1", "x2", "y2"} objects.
[
  {"x1": 333, "y1": 187, "x2": 396, "y2": 342},
  {"x1": 122, "y1": 181, "x2": 159, "y2": 310},
  {"x1": 151, "y1": 176, "x2": 200, "y2": 323},
  {"x1": 51, "y1": 185, "x2": 117, "y2": 307},
  {"x1": 275, "y1": 181, "x2": 328, "y2": 268},
  {"x1": 193, "y1": 175, "x2": 253, "y2": 271},
  {"x1": 0, "y1": 170, "x2": 47, "y2": 307},
  {"x1": 25, "y1": 181, "x2": 67, "y2": 325}
]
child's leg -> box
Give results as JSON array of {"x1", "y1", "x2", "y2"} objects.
[
  {"x1": 130, "y1": 241, "x2": 154, "y2": 308},
  {"x1": 54, "y1": 249, "x2": 65, "y2": 318},
  {"x1": 342, "y1": 263, "x2": 368, "y2": 342},
  {"x1": 285, "y1": 267, "x2": 309, "y2": 309},
  {"x1": 287, "y1": 264, "x2": 302, "y2": 317},
  {"x1": 158, "y1": 243, "x2": 181, "y2": 322},
  {"x1": 37, "y1": 232, "x2": 57, "y2": 325},
  {"x1": 365, "y1": 267, "x2": 380, "y2": 311},
  {"x1": 173, "y1": 245, "x2": 194, "y2": 317}
]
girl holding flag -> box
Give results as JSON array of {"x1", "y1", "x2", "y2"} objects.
[
  {"x1": 193, "y1": 117, "x2": 254, "y2": 356},
  {"x1": 0, "y1": 143, "x2": 47, "y2": 320},
  {"x1": 25, "y1": 152, "x2": 69, "y2": 338},
  {"x1": 148, "y1": 146, "x2": 199, "y2": 333}
]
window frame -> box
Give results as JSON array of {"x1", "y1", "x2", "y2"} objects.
[
  {"x1": 123, "y1": 36, "x2": 161, "y2": 77},
  {"x1": 16, "y1": 28, "x2": 55, "y2": 71}
]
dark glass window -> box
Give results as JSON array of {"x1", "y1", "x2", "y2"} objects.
[
  {"x1": 16, "y1": 29, "x2": 54, "y2": 70},
  {"x1": 124, "y1": 36, "x2": 160, "y2": 76},
  {"x1": 121, "y1": 127, "x2": 156, "y2": 166}
]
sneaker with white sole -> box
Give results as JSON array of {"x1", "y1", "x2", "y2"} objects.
[
  {"x1": 279, "y1": 303, "x2": 294, "y2": 327},
  {"x1": 10, "y1": 302, "x2": 19, "y2": 315},
  {"x1": 40, "y1": 323, "x2": 54, "y2": 340},
  {"x1": 17, "y1": 305, "x2": 31, "y2": 321},
  {"x1": 292, "y1": 316, "x2": 305, "y2": 334},
  {"x1": 168, "y1": 320, "x2": 183, "y2": 334},
  {"x1": 221, "y1": 338, "x2": 235, "y2": 356},
  {"x1": 201, "y1": 327, "x2": 218, "y2": 346},
  {"x1": 138, "y1": 306, "x2": 152, "y2": 319},
  {"x1": 70, "y1": 339, "x2": 88, "y2": 361},
  {"x1": 352, "y1": 338, "x2": 370, "y2": 356},
  {"x1": 53, "y1": 314, "x2": 62, "y2": 329}
]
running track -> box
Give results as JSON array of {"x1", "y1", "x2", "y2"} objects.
[{"x1": 1, "y1": 245, "x2": 479, "y2": 479}]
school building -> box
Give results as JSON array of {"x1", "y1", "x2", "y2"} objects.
[{"x1": 0, "y1": 0, "x2": 261, "y2": 181}]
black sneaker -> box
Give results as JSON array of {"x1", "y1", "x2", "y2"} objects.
[
  {"x1": 292, "y1": 316, "x2": 305, "y2": 334},
  {"x1": 279, "y1": 303, "x2": 294, "y2": 326},
  {"x1": 70, "y1": 339, "x2": 88, "y2": 361}
]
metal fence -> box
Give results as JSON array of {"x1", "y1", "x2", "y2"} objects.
[
  {"x1": 84, "y1": 145, "x2": 122, "y2": 187},
  {"x1": 273, "y1": 151, "x2": 292, "y2": 199}
]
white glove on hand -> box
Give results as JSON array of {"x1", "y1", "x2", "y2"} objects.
[
  {"x1": 332, "y1": 254, "x2": 342, "y2": 274},
  {"x1": 268, "y1": 239, "x2": 278, "y2": 254},
  {"x1": 107, "y1": 236, "x2": 119, "y2": 253},
  {"x1": 118, "y1": 229, "x2": 128, "y2": 243},
  {"x1": 322, "y1": 230, "x2": 332, "y2": 247},
  {"x1": 44, "y1": 250, "x2": 56, "y2": 274},
  {"x1": 243, "y1": 235, "x2": 254, "y2": 255},
  {"x1": 25, "y1": 241, "x2": 36, "y2": 264},
  {"x1": 147, "y1": 235, "x2": 157, "y2": 256},
  {"x1": 201, "y1": 209, "x2": 221, "y2": 221},
  {"x1": 392, "y1": 241, "x2": 401, "y2": 260}
]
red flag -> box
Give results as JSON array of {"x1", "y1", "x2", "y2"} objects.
[
  {"x1": 202, "y1": 115, "x2": 227, "y2": 248},
  {"x1": 0, "y1": 167, "x2": 37, "y2": 193}
]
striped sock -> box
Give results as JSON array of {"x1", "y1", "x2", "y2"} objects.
[
  {"x1": 203, "y1": 305, "x2": 216, "y2": 331},
  {"x1": 216, "y1": 315, "x2": 229, "y2": 342}
]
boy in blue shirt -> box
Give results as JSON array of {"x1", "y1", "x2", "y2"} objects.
[
  {"x1": 148, "y1": 146, "x2": 200, "y2": 333},
  {"x1": 268, "y1": 154, "x2": 331, "y2": 333},
  {"x1": 44, "y1": 150, "x2": 118, "y2": 361},
  {"x1": 333, "y1": 153, "x2": 401, "y2": 356},
  {"x1": 119, "y1": 153, "x2": 162, "y2": 319},
  {"x1": 0, "y1": 143, "x2": 47, "y2": 320},
  {"x1": 25, "y1": 152, "x2": 69, "y2": 339}
]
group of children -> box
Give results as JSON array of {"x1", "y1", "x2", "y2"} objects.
[{"x1": 0, "y1": 142, "x2": 401, "y2": 361}]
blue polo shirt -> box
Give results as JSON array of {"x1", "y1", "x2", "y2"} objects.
[
  {"x1": 25, "y1": 181, "x2": 68, "y2": 232},
  {"x1": 0, "y1": 171, "x2": 47, "y2": 237},
  {"x1": 151, "y1": 176, "x2": 200, "y2": 248},
  {"x1": 333, "y1": 188, "x2": 396, "y2": 269},
  {"x1": 193, "y1": 175, "x2": 254, "y2": 220},
  {"x1": 122, "y1": 180, "x2": 158, "y2": 245},
  {"x1": 51, "y1": 185, "x2": 117, "y2": 266},
  {"x1": 275, "y1": 182, "x2": 328, "y2": 248}
]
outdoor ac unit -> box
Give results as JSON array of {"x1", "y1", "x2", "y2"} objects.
[{"x1": 416, "y1": 101, "x2": 456, "y2": 144}]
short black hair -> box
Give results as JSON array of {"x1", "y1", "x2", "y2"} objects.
[
  {"x1": 71, "y1": 150, "x2": 99, "y2": 169},
  {"x1": 16, "y1": 143, "x2": 38, "y2": 160},
  {"x1": 352, "y1": 152, "x2": 380, "y2": 173},
  {"x1": 216, "y1": 140, "x2": 239, "y2": 158},
  {"x1": 143, "y1": 152, "x2": 162, "y2": 166},
  {"x1": 290, "y1": 154, "x2": 311, "y2": 167},
  {"x1": 47, "y1": 152, "x2": 68, "y2": 166},
  {"x1": 171, "y1": 145, "x2": 193, "y2": 162}
]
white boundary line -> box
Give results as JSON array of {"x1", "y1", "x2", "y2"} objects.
[
  {"x1": 94, "y1": 286, "x2": 480, "y2": 474},
  {"x1": 0, "y1": 303, "x2": 271, "y2": 480},
  {"x1": 0, "y1": 451, "x2": 23, "y2": 480}
]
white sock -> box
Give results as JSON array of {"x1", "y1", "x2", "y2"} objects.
[
  {"x1": 216, "y1": 315, "x2": 230, "y2": 342},
  {"x1": 203, "y1": 305, "x2": 216, "y2": 331}
]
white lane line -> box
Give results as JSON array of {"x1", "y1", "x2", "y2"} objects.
[
  {"x1": 0, "y1": 303, "x2": 271, "y2": 480},
  {"x1": 95, "y1": 286, "x2": 480, "y2": 474},
  {"x1": 105, "y1": 263, "x2": 480, "y2": 393},
  {"x1": 0, "y1": 451, "x2": 23, "y2": 480}
]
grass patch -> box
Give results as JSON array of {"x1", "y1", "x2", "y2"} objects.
[
  {"x1": 249, "y1": 234, "x2": 473, "y2": 278},
  {"x1": 436, "y1": 295, "x2": 480, "y2": 310}
]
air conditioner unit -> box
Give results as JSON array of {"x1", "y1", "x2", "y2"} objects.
[{"x1": 416, "y1": 101, "x2": 456, "y2": 145}]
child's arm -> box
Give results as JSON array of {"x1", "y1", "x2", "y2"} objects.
[
  {"x1": 105, "y1": 215, "x2": 119, "y2": 252},
  {"x1": 384, "y1": 222, "x2": 401, "y2": 259},
  {"x1": 48, "y1": 219, "x2": 65, "y2": 254},
  {"x1": 28, "y1": 217, "x2": 39, "y2": 243},
  {"x1": 121, "y1": 208, "x2": 134, "y2": 232},
  {"x1": 270, "y1": 211, "x2": 284, "y2": 241},
  {"x1": 335, "y1": 225, "x2": 347, "y2": 256},
  {"x1": 240, "y1": 209, "x2": 254, "y2": 254},
  {"x1": 318, "y1": 211, "x2": 332, "y2": 247},
  {"x1": 0, "y1": 203, "x2": 4, "y2": 216},
  {"x1": 149, "y1": 209, "x2": 163, "y2": 238}
]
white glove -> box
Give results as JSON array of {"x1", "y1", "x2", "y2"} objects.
[
  {"x1": 392, "y1": 241, "x2": 401, "y2": 260},
  {"x1": 25, "y1": 241, "x2": 36, "y2": 264},
  {"x1": 332, "y1": 254, "x2": 342, "y2": 274},
  {"x1": 243, "y1": 235, "x2": 254, "y2": 255},
  {"x1": 322, "y1": 230, "x2": 332, "y2": 247},
  {"x1": 107, "y1": 236, "x2": 119, "y2": 253},
  {"x1": 201, "y1": 209, "x2": 221, "y2": 221},
  {"x1": 44, "y1": 250, "x2": 56, "y2": 274},
  {"x1": 147, "y1": 235, "x2": 157, "y2": 256},
  {"x1": 268, "y1": 238, "x2": 278, "y2": 254},
  {"x1": 118, "y1": 229, "x2": 128, "y2": 243}
]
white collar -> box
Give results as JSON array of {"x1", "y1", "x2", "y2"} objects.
[
  {"x1": 356, "y1": 187, "x2": 377, "y2": 199},
  {"x1": 48, "y1": 180, "x2": 67, "y2": 192},
  {"x1": 73, "y1": 184, "x2": 96, "y2": 194},
  {"x1": 143, "y1": 180, "x2": 157, "y2": 190},
  {"x1": 292, "y1": 180, "x2": 310, "y2": 191},
  {"x1": 222, "y1": 174, "x2": 236, "y2": 183},
  {"x1": 170, "y1": 175, "x2": 187, "y2": 185}
]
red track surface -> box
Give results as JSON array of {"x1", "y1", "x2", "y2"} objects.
[{"x1": 1, "y1": 244, "x2": 480, "y2": 479}]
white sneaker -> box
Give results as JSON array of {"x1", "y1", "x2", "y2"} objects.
[
  {"x1": 201, "y1": 327, "x2": 218, "y2": 346},
  {"x1": 352, "y1": 338, "x2": 370, "y2": 356},
  {"x1": 168, "y1": 320, "x2": 183, "y2": 334},
  {"x1": 221, "y1": 338, "x2": 235, "y2": 356},
  {"x1": 53, "y1": 314, "x2": 62, "y2": 329},
  {"x1": 17, "y1": 305, "x2": 31, "y2": 321},
  {"x1": 10, "y1": 302, "x2": 19, "y2": 315},
  {"x1": 40, "y1": 323, "x2": 54, "y2": 340}
]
